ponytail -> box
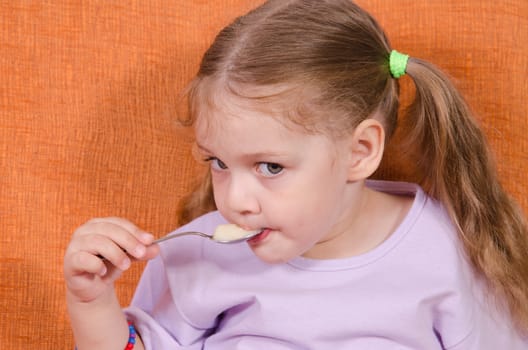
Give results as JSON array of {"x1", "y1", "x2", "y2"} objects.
[{"x1": 403, "y1": 57, "x2": 528, "y2": 333}]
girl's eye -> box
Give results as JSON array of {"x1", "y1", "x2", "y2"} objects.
[
  {"x1": 206, "y1": 157, "x2": 228, "y2": 171},
  {"x1": 257, "y1": 162, "x2": 283, "y2": 177}
]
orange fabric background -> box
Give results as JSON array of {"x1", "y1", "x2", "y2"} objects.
[{"x1": 0, "y1": 1, "x2": 526, "y2": 348}]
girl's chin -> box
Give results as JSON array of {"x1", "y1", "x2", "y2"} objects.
[
  {"x1": 252, "y1": 251, "x2": 292, "y2": 265},
  {"x1": 248, "y1": 231, "x2": 300, "y2": 264}
]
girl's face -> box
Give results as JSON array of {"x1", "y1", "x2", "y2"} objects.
[{"x1": 194, "y1": 97, "x2": 361, "y2": 263}]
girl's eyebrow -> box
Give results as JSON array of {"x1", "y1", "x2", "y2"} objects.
[{"x1": 196, "y1": 142, "x2": 286, "y2": 160}]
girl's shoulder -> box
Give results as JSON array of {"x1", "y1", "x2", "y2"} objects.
[{"x1": 366, "y1": 180, "x2": 461, "y2": 258}]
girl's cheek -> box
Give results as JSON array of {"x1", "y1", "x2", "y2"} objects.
[{"x1": 212, "y1": 179, "x2": 231, "y2": 208}]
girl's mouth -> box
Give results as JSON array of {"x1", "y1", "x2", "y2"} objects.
[{"x1": 247, "y1": 228, "x2": 272, "y2": 245}]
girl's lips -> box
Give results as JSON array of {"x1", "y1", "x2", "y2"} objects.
[{"x1": 247, "y1": 228, "x2": 272, "y2": 245}]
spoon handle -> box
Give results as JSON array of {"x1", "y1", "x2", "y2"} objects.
[
  {"x1": 151, "y1": 231, "x2": 212, "y2": 244},
  {"x1": 96, "y1": 231, "x2": 213, "y2": 260}
]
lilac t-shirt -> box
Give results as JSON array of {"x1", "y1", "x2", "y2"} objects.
[{"x1": 125, "y1": 181, "x2": 527, "y2": 349}]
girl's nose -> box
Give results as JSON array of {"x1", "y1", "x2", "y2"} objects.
[{"x1": 224, "y1": 176, "x2": 261, "y2": 215}]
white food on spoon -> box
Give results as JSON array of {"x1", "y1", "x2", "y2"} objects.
[{"x1": 213, "y1": 224, "x2": 259, "y2": 241}]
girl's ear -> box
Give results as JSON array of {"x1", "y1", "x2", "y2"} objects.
[{"x1": 346, "y1": 118, "x2": 385, "y2": 182}]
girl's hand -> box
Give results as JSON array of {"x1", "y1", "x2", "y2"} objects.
[{"x1": 64, "y1": 217, "x2": 160, "y2": 303}]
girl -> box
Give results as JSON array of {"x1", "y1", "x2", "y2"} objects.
[{"x1": 64, "y1": 0, "x2": 528, "y2": 349}]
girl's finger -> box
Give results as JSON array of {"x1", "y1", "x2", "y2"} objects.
[
  {"x1": 66, "y1": 250, "x2": 110, "y2": 277},
  {"x1": 86, "y1": 217, "x2": 154, "y2": 245},
  {"x1": 75, "y1": 221, "x2": 148, "y2": 259},
  {"x1": 76, "y1": 233, "x2": 132, "y2": 269}
]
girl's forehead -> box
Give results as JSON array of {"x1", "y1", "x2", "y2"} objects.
[
  {"x1": 194, "y1": 101, "x2": 291, "y2": 139},
  {"x1": 193, "y1": 83, "x2": 336, "y2": 138},
  {"x1": 194, "y1": 102, "x2": 341, "y2": 160},
  {"x1": 194, "y1": 90, "x2": 303, "y2": 135},
  {"x1": 194, "y1": 76, "x2": 314, "y2": 116}
]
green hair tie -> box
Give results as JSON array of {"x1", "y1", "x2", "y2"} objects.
[{"x1": 389, "y1": 50, "x2": 409, "y2": 79}]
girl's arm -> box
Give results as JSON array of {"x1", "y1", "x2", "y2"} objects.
[{"x1": 64, "y1": 217, "x2": 159, "y2": 350}]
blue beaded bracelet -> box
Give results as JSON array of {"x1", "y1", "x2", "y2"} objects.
[{"x1": 125, "y1": 321, "x2": 137, "y2": 349}]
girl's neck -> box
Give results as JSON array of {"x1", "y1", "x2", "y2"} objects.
[{"x1": 302, "y1": 185, "x2": 414, "y2": 260}]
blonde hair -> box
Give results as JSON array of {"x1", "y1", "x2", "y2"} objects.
[{"x1": 178, "y1": 0, "x2": 528, "y2": 333}]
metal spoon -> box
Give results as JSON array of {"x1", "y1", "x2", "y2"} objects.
[
  {"x1": 151, "y1": 230, "x2": 261, "y2": 245},
  {"x1": 97, "y1": 229, "x2": 261, "y2": 260}
]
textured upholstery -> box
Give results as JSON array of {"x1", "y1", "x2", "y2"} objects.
[{"x1": 1, "y1": 1, "x2": 526, "y2": 348}]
